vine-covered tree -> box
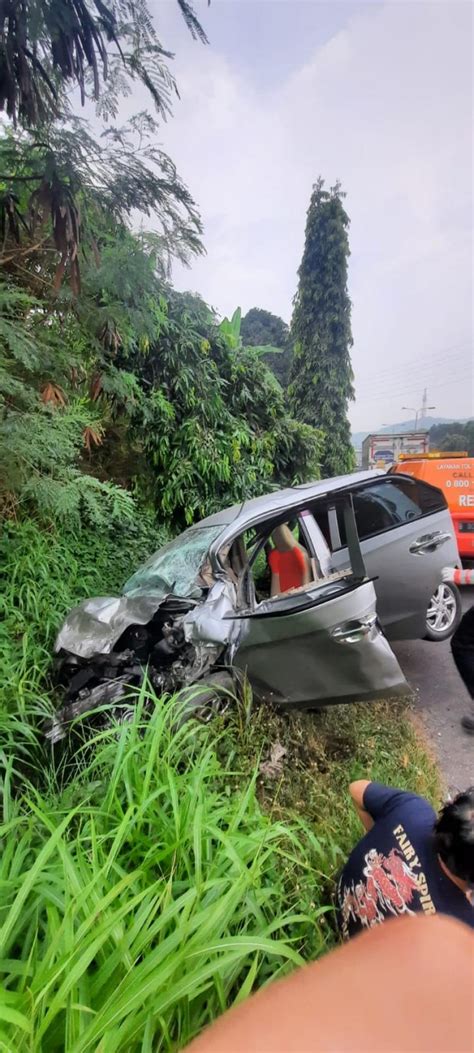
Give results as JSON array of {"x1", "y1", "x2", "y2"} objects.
[
  {"x1": 241, "y1": 307, "x2": 293, "y2": 387},
  {"x1": 289, "y1": 178, "x2": 355, "y2": 477}
]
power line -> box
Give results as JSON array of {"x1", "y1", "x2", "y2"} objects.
[
  {"x1": 354, "y1": 347, "x2": 472, "y2": 394},
  {"x1": 353, "y1": 339, "x2": 471, "y2": 380},
  {"x1": 354, "y1": 373, "x2": 469, "y2": 406},
  {"x1": 354, "y1": 359, "x2": 472, "y2": 400}
]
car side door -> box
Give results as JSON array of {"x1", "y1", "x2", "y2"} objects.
[
  {"x1": 230, "y1": 501, "x2": 408, "y2": 708},
  {"x1": 326, "y1": 476, "x2": 459, "y2": 640}
]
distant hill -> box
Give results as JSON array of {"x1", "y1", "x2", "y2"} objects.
[{"x1": 352, "y1": 416, "x2": 467, "y2": 448}]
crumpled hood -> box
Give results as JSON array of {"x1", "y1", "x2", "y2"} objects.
[
  {"x1": 54, "y1": 592, "x2": 172, "y2": 659},
  {"x1": 54, "y1": 579, "x2": 247, "y2": 663}
]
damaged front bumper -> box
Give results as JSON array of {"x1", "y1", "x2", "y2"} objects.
[{"x1": 50, "y1": 581, "x2": 246, "y2": 742}]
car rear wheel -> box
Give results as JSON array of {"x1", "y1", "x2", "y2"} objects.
[{"x1": 424, "y1": 582, "x2": 462, "y2": 642}]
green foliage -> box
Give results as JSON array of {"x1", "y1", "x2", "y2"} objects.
[
  {"x1": 241, "y1": 307, "x2": 294, "y2": 388},
  {"x1": 0, "y1": 515, "x2": 164, "y2": 719},
  {"x1": 0, "y1": 281, "x2": 136, "y2": 527},
  {"x1": 0, "y1": 0, "x2": 207, "y2": 128},
  {"x1": 119, "y1": 292, "x2": 323, "y2": 527},
  {"x1": 218, "y1": 306, "x2": 243, "y2": 348},
  {"x1": 289, "y1": 179, "x2": 355, "y2": 477},
  {"x1": 0, "y1": 115, "x2": 321, "y2": 533},
  {"x1": 0, "y1": 116, "x2": 203, "y2": 293},
  {"x1": 0, "y1": 693, "x2": 331, "y2": 1051},
  {"x1": 0, "y1": 645, "x2": 440, "y2": 1050},
  {"x1": 429, "y1": 421, "x2": 474, "y2": 456}
]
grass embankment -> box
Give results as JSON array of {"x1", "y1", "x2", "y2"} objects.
[{"x1": 0, "y1": 519, "x2": 441, "y2": 1051}]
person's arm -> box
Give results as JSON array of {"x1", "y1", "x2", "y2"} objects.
[
  {"x1": 184, "y1": 915, "x2": 473, "y2": 1053},
  {"x1": 349, "y1": 779, "x2": 374, "y2": 831},
  {"x1": 442, "y1": 565, "x2": 473, "y2": 586},
  {"x1": 301, "y1": 555, "x2": 311, "y2": 586},
  {"x1": 352, "y1": 781, "x2": 428, "y2": 826}
]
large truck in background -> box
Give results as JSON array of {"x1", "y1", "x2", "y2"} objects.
[{"x1": 361, "y1": 431, "x2": 429, "y2": 470}]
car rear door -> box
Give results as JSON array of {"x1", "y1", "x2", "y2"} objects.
[
  {"x1": 326, "y1": 475, "x2": 459, "y2": 640},
  {"x1": 230, "y1": 497, "x2": 408, "y2": 708}
]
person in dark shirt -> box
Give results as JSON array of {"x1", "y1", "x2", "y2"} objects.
[
  {"x1": 336, "y1": 780, "x2": 474, "y2": 939},
  {"x1": 442, "y1": 566, "x2": 474, "y2": 734}
]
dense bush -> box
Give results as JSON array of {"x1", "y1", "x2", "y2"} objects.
[{"x1": 0, "y1": 516, "x2": 163, "y2": 718}]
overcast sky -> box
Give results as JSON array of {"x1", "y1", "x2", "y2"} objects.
[{"x1": 138, "y1": 0, "x2": 473, "y2": 431}]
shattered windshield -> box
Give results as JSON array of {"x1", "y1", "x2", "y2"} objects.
[{"x1": 123, "y1": 526, "x2": 222, "y2": 598}]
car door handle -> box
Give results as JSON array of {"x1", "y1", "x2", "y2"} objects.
[
  {"x1": 332, "y1": 614, "x2": 377, "y2": 644},
  {"x1": 409, "y1": 531, "x2": 452, "y2": 554}
]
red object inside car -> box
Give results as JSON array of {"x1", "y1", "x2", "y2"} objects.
[{"x1": 268, "y1": 546, "x2": 308, "y2": 592}]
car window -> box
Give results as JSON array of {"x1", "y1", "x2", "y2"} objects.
[
  {"x1": 334, "y1": 477, "x2": 446, "y2": 546},
  {"x1": 123, "y1": 525, "x2": 222, "y2": 598},
  {"x1": 356, "y1": 482, "x2": 420, "y2": 538},
  {"x1": 404, "y1": 477, "x2": 447, "y2": 514}
]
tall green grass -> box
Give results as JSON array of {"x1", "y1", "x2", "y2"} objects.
[
  {"x1": 0, "y1": 517, "x2": 164, "y2": 713},
  {"x1": 0, "y1": 516, "x2": 166, "y2": 782},
  {"x1": 0, "y1": 688, "x2": 329, "y2": 1052}
]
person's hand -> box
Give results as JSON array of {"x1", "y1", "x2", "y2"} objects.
[{"x1": 441, "y1": 566, "x2": 455, "y2": 583}]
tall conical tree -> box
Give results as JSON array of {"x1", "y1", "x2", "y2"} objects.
[{"x1": 289, "y1": 178, "x2": 355, "y2": 477}]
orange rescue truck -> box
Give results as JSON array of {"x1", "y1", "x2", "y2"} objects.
[{"x1": 391, "y1": 452, "x2": 474, "y2": 560}]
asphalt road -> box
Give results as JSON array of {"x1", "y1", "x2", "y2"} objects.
[{"x1": 393, "y1": 588, "x2": 473, "y2": 795}]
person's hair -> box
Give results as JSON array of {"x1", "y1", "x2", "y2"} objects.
[{"x1": 434, "y1": 787, "x2": 474, "y2": 884}]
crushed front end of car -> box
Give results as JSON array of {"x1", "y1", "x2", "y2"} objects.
[{"x1": 49, "y1": 525, "x2": 244, "y2": 742}]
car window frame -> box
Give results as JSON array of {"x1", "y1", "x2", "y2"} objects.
[
  {"x1": 326, "y1": 475, "x2": 448, "y2": 551},
  {"x1": 223, "y1": 493, "x2": 366, "y2": 616},
  {"x1": 238, "y1": 510, "x2": 317, "y2": 611}
]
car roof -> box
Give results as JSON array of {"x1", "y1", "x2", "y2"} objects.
[{"x1": 198, "y1": 470, "x2": 385, "y2": 530}]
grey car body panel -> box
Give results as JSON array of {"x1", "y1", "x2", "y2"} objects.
[
  {"x1": 328, "y1": 499, "x2": 459, "y2": 641},
  {"x1": 233, "y1": 579, "x2": 408, "y2": 706},
  {"x1": 55, "y1": 583, "x2": 244, "y2": 663},
  {"x1": 364, "y1": 509, "x2": 457, "y2": 640},
  {"x1": 183, "y1": 579, "x2": 246, "y2": 660}
]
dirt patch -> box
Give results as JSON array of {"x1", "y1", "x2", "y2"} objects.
[{"x1": 221, "y1": 697, "x2": 442, "y2": 830}]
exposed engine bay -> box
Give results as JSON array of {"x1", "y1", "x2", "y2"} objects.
[{"x1": 49, "y1": 580, "x2": 243, "y2": 743}]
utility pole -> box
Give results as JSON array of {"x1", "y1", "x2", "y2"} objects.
[
  {"x1": 402, "y1": 390, "x2": 436, "y2": 428},
  {"x1": 420, "y1": 388, "x2": 436, "y2": 425},
  {"x1": 421, "y1": 388, "x2": 428, "y2": 421},
  {"x1": 401, "y1": 404, "x2": 419, "y2": 426}
]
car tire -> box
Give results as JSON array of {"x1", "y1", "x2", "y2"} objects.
[
  {"x1": 424, "y1": 582, "x2": 462, "y2": 642},
  {"x1": 178, "y1": 671, "x2": 235, "y2": 723}
]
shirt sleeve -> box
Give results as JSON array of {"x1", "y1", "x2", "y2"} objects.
[{"x1": 363, "y1": 782, "x2": 425, "y2": 821}]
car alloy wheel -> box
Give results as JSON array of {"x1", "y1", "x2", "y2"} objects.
[{"x1": 425, "y1": 582, "x2": 461, "y2": 641}]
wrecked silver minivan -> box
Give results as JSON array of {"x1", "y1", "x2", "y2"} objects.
[
  {"x1": 53, "y1": 469, "x2": 462, "y2": 739},
  {"x1": 53, "y1": 470, "x2": 446, "y2": 740}
]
